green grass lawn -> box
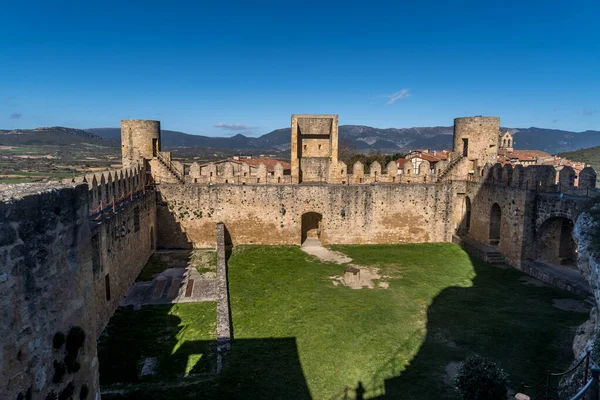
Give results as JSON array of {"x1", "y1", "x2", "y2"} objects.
[
  {"x1": 100, "y1": 244, "x2": 588, "y2": 400},
  {"x1": 136, "y1": 250, "x2": 217, "y2": 281},
  {"x1": 98, "y1": 303, "x2": 217, "y2": 384}
]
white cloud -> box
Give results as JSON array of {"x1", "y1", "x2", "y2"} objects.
[
  {"x1": 215, "y1": 122, "x2": 258, "y2": 131},
  {"x1": 386, "y1": 89, "x2": 411, "y2": 104}
]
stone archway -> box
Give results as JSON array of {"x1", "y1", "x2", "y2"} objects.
[
  {"x1": 301, "y1": 212, "x2": 322, "y2": 244},
  {"x1": 535, "y1": 217, "x2": 577, "y2": 265},
  {"x1": 489, "y1": 203, "x2": 501, "y2": 245}
]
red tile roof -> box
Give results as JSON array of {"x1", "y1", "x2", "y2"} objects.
[
  {"x1": 415, "y1": 153, "x2": 442, "y2": 162},
  {"x1": 396, "y1": 158, "x2": 407, "y2": 167},
  {"x1": 435, "y1": 151, "x2": 450, "y2": 160},
  {"x1": 234, "y1": 157, "x2": 291, "y2": 171},
  {"x1": 498, "y1": 150, "x2": 551, "y2": 160}
]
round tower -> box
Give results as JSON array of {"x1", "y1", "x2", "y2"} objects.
[
  {"x1": 453, "y1": 116, "x2": 500, "y2": 167},
  {"x1": 121, "y1": 120, "x2": 161, "y2": 169}
]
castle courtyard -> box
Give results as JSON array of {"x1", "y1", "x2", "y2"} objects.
[
  {"x1": 98, "y1": 243, "x2": 589, "y2": 399},
  {"x1": 3, "y1": 115, "x2": 599, "y2": 399}
]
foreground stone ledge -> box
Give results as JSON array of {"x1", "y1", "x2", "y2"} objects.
[{"x1": 0, "y1": 181, "x2": 79, "y2": 202}]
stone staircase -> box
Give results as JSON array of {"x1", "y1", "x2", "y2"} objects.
[
  {"x1": 486, "y1": 250, "x2": 506, "y2": 264},
  {"x1": 452, "y1": 235, "x2": 506, "y2": 265},
  {"x1": 437, "y1": 153, "x2": 464, "y2": 181},
  {"x1": 156, "y1": 151, "x2": 185, "y2": 183}
]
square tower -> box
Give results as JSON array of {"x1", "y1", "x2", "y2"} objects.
[{"x1": 291, "y1": 114, "x2": 339, "y2": 183}]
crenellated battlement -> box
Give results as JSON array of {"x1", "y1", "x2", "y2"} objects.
[
  {"x1": 471, "y1": 163, "x2": 598, "y2": 194},
  {"x1": 182, "y1": 158, "x2": 598, "y2": 193},
  {"x1": 61, "y1": 165, "x2": 148, "y2": 214}
]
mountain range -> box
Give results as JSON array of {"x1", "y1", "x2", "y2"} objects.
[
  {"x1": 2, "y1": 125, "x2": 600, "y2": 155},
  {"x1": 86, "y1": 126, "x2": 600, "y2": 154}
]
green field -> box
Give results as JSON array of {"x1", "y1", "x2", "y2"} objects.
[
  {"x1": 559, "y1": 146, "x2": 600, "y2": 184},
  {"x1": 0, "y1": 170, "x2": 77, "y2": 183},
  {"x1": 99, "y1": 244, "x2": 588, "y2": 399}
]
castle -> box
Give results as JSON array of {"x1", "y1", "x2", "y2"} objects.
[{"x1": 1, "y1": 115, "x2": 598, "y2": 399}]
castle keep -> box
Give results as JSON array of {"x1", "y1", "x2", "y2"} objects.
[{"x1": 1, "y1": 114, "x2": 598, "y2": 399}]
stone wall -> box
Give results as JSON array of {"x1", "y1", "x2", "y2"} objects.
[
  {"x1": 0, "y1": 184, "x2": 100, "y2": 400},
  {"x1": 0, "y1": 181, "x2": 157, "y2": 400},
  {"x1": 460, "y1": 181, "x2": 535, "y2": 266},
  {"x1": 155, "y1": 183, "x2": 454, "y2": 248},
  {"x1": 92, "y1": 191, "x2": 157, "y2": 335}
]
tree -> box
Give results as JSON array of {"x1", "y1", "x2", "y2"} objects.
[{"x1": 454, "y1": 355, "x2": 509, "y2": 400}]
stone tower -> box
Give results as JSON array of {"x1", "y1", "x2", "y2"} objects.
[
  {"x1": 121, "y1": 120, "x2": 161, "y2": 169},
  {"x1": 290, "y1": 114, "x2": 339, "y2": 183},
  {"x1": 453, "y1": 116, "x2": 500, "y2": 175},
  {"x1": 499, "y1": 131, "x2": 514, "y2": 152}
]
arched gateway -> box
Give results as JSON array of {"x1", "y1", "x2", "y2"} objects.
[
  {"x1": 535, "y1": 217, "x2": 577, "y2": 265},
  {"x1": 301, "y1": 212, "x2": 322, "y2": 244}
]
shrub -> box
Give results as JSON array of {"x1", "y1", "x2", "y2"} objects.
[{"x1": 454, "y1": 355, "x2": 509, "y2": 400}]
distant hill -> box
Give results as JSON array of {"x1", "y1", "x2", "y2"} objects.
[
  {"x1": 3, "y1": 124, "x2": 599, "y2": 155},
  {"x1": 85, "y1": 125, "x2": 600, "y2": 154},
  {"x1": 559, "y1": 146, "x2": 600, "y2": 170},
  {"x1": 510, "y1": 127, "x2": 600, "y2": 154},
  {"x1": 0, "y1": 127, "x2": 118, "y2": 147}
]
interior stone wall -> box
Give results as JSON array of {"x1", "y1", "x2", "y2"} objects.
[
  {"x1": 92, "y1": 192, "x2": 157, "y2": 336},
  {"x1": 461, "y1": 181, "x2": 535, "y2": 266},
  {"x1": 0, "y1": 183, "x2": 157, "y2": 400},
  {"x1": 0, "y1": 184, "x2": 100, "y2": 400},
  {"x1": 155, "y1": 183, "x2": 454, "y2": 248}
]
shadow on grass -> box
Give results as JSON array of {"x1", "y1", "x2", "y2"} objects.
[
  {"x1": 101, "y1": 246, "x2": 587, "y2": 400},
  {"x1": 98, "y1": 305, "x2": 216, "y2": 385},
  {"x1": 355, "y1": 254, "x2": 588, "y2": 400},
  {"x1": 99, "y1": 304, "x2": 311, "y2": 400}
]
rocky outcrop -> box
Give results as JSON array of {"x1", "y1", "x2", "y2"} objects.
[
  {"x1": 558, "y1": 207, "x2": 600, "y2": 397},
  {"x1": 574, "y1": 208, "x2": 600, "y2": 300}
]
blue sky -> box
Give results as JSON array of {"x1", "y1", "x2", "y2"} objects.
[{"x1": 1, "y1": 0, "x2": 599, "y2": 136}]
